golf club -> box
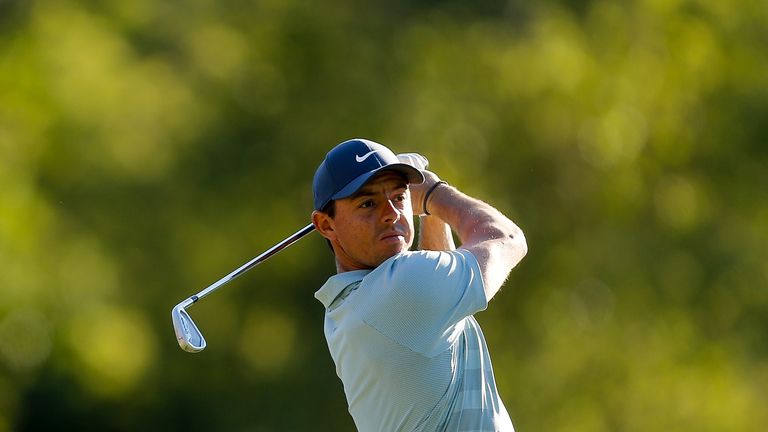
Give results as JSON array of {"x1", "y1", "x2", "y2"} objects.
[
  {"x1": 172, "y1": 223, "x2": 315, "y2": 352},
  {"x1": 171, "y1": 152, "x2": 428, "y2": 353}
]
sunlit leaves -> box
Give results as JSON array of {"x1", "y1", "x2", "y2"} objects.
[
  {"x1": 65, "y1": 305, "x2": 157, "y2": 398},
  {"x1": 0, "y1": 0, "x2": 766, "y2": 430}
]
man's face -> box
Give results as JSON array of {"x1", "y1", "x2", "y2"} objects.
[{"x1": 322, "y1": 171, "x2": 415, "y2": 271}]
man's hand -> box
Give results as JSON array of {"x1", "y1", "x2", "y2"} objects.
[
  {"x1": 395, "y1": 153, "x2": 441, "y2": 216},
  {"x1": 409, "y1": 170, "x2": 442, "y2": 216}
]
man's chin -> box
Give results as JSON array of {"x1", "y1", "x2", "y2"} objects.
[{"x1": 375, "y1": 242, "x2": 410, "y2": 264}]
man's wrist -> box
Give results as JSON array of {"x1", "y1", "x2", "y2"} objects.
[{"x1": 423, "y1": 181, "x2": 449, "y2": 216}]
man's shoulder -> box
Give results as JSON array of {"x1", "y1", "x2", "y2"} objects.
[
  {"x1": 376, "y1": 250, "x2": 442, "y2": 278},
  {"x1": 382, "y1": 248, "x2": 469, "y2": 263},
  {"x1": 358, "y1": 248, "x2": 488, "y2": 356},
  {"x1": 369, "y1": 249, "x2": 480, "y2": 287},
  {"x1": 385, "y1": 249, "x2": 478, "y2": 269}
]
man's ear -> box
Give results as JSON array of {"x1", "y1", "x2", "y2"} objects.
[{"x1": 312, "y1": 210, "x2": 336, "y2": 242}]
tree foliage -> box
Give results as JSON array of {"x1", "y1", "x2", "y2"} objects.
[{"x1": 1, "y1": 0, "x2": 766, "y2": 430}]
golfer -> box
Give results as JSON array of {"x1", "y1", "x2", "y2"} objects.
[{"x1": 311, "y1": 138, "x2": 527, "y2": 431}]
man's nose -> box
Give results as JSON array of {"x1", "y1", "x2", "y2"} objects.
[{"x1": 381, "y1": 199, "x2": 401, "y2": 223}]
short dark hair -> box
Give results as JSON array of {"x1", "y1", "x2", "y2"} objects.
[
  {"x1": 322, "y1": 200, "x2": 336, "y2": 218},
  {"x1": 320, "y1": 200, "x2": 336, "y2": 254}
]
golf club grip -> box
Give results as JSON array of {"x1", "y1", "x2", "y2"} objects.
[{"x1": 189, "y1": 223, "x2": 316, "y2": 303}]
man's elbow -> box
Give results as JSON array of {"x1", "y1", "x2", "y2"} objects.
[
  {"x1": 474, "y1": 216, "x2": 527, "y2": 265},
  {"x1": 514, "y1": 226, "x2": 527, "y2": 257},
  {"x1": 504, "y1": 223, "x2": 527, "y2": 265}
]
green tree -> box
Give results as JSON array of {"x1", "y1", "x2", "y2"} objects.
[{"x1": 1, "y1": 0, "x2": 766, "y2": 430}]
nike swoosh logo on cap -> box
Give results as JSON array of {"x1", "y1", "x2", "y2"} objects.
[{"x1": 355, "y1": 150, "x2": 381, "y2": 163}]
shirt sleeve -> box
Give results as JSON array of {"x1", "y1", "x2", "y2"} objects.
[{"x1": 359, "y1": 249, "x2": 488, "y2": 357}]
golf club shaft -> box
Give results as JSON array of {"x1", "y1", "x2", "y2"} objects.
[{"x1": 183, "y1": 223, "x2": 316, "y2": 307}]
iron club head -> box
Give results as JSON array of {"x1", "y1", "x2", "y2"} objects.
[{"x1": 172, "y1": 303, "x2": 206, "y2": 353}]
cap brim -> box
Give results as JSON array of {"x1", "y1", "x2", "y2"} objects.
[{"x1": 330, "y1": 164, "x2": 425, "y2": 202}]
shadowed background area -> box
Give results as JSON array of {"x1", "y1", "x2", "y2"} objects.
[{"x1": 1, "y1": 0, "x2": 766, "y2": 430}]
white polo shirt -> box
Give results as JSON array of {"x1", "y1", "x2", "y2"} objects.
[{"x1": 315, "y1": 249, "x2": 514, "y2": 432}]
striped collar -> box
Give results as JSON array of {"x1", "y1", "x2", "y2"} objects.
[{"x1": 314, "y1": 270, "x2": 370, "y2": 308}]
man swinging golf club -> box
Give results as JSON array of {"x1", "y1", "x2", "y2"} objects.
[{"x1": 311, "y1": 138, "x2": 527, "y2": 431}]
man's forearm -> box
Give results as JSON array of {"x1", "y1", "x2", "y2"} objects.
[
  {"x1": 417, "y1": 215, "x2": 456, "y2": 251},
  {"x1": 424, "y1": 183, "x2": 514, "y2": 246}
]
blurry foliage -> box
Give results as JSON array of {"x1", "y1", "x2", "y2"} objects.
[{"x1": 1, "y1": 0, "x2": 767, "y2": 430}]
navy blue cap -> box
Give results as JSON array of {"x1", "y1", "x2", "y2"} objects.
[{"x1": 313, "y1": 139, "x2": 425, "y2": 211}]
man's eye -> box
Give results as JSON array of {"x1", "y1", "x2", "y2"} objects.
[
  {"x1": 360, "y1": 200, "x2": 374, "y2": 208},
  {"x1": 394, "y1": 194, "x2": 406, "y2": 202}
]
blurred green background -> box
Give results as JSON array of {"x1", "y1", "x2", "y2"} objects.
[{"x1": 1, "y1": 0, "x2": 766, "y2": 430}]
